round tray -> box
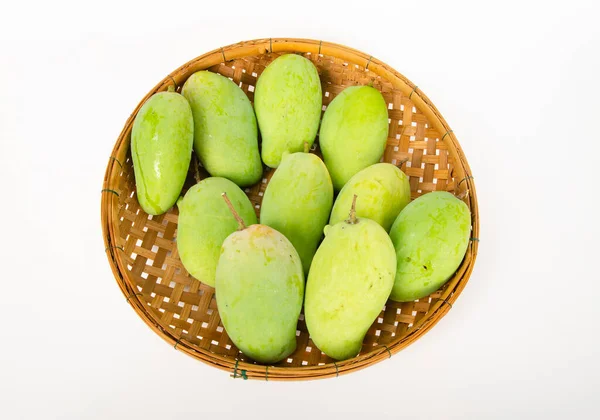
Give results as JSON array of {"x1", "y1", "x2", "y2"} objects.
[{"x1": 101, "y1": 38, "x2": 479, "y2": 381}]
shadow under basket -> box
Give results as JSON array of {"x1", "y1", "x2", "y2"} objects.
[{"x1": 101, "y1": 38, "x2": 479, "y2": 381}]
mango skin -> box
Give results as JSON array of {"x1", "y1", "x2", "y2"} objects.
[
  {"x1": 255, "y1": 54, "x2": 322, "y2": 168},
  {"x1": 181, "y1": 71, "x2": 262, "y2": 187},
  {"x1": 319, "y1": 86, "x2": 389, "y2": 190},
  {"x1": 305, "y1": 217, "x2": 396, "y2": 360},
  {"x1": 176, "y1": 177, "x2": 257, "y2": 287},
  {"x1": 329, "y1": 163, "x2": 411, "y2": 231},
  {"x1": 131, "y1": 91, "x2": 193, "y2": 215},
  {"x1": 389, "y1": 191, "x2": 471, "y2": 302},
  {"x1": 260, "y1": 151, "x2": 333, "y2": 274},
  {"x1": 216, "y1": 225, "x2": 304, "y2": 363}
]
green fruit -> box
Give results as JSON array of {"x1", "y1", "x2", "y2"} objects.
[
  {"x1": 216, "y1": 195, "x2": 304, "y2": 363},
  {"x1": 181, "y1": 71, "x2": 262, "y2": 187},
  {"x1": 319, "y1": 86, "x2": 389, "y2": 190},
  {"x1": 131, "y1": 88, "x2": 193, "y2": 215},
  {"x1": 260, "y1": 149, "x2": 333, "y2": 274},
  {"x1": 255, "y1": 54, "x2": 322, "y2": 168},
  {"x1": 176, "y1": 178, "x2": 257, "y2": 287},
  {"x1": 389, "y1": 191, "x2": 471, "y2": 302},
  {"x1": 305, "y1": 199, "x2": 396, "y2": 360},
  {"x1": 329, "y1": 163, "x2": 411, "y2": 232}
]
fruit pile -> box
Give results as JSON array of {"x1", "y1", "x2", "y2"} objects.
[{"x1": 131, "y1": 54, "x2": 472, "y2": 364}]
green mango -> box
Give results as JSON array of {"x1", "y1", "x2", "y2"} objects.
[
  {"x1": 181, "y1": 71, "x2": 262, "y2": 187},
  {"x1": 216, "y1": 200, "x2": 304, "y2": 363},
  {"x1": 305, "y1": 201, "x2": 396, "y2": 360},
  {"x1": 255, "y1": 54, "x2": 322, "y2": 168},
  {"x1": 260, "y1": 150, "x2": 333, "y2": 274},
  {"x1": 319, "y1": 86, "x2": 389, "y2": 190},
  {"x1": 131, "y1": 87, "x2": 193, "y2": 215},
  {"x1": 176, "y1": 177, "x2": 257, "y2": 287},
  {"x1": 389, "y1": 191, "x2": 471, "y2": 302},
  {"x1": 329, "y1": 163, "x2": 411, "y2": 231}
]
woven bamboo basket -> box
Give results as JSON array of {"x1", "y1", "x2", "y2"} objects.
[{"x1": 101, "y1": 38, "x2": 479, "y2": 381}]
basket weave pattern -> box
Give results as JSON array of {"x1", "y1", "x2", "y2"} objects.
[{"x1": 102, "y1": 38, "x2": 479, "y2": 381}]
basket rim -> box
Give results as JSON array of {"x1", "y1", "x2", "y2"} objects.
[{"x1": 101, "y1": 37, "x2": 479, "y2": 381}]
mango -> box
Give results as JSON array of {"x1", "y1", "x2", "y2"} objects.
[
  {"x1": 329, "y1": 163, "x2": 410, "y2": 231},
  {"x1": 216, "y1": 194, "x2": 304, "y2": 363},
  {"x1": 319, "y1": 86, "x2": 389, "y2": 190},
  {"x1": 131, "y1": 87, "x2": 193, "y2": 215},
  {"x1": 260, "y1": 149, "x2": 333, "y2": 274},
  {"x1": 176, "y1": 177, "x2": 257, "y2": 287},
  {"x1": 255, "y1": 54, "x2": 322, "y2": 168},
  {"x1": 305, "y1": 198, "x2": 396, "y2": 360},
  {"x1": 389, "y1": 191, "x2": 471, "y2": 302},
  {"x1": 181, "y1": 71, "x2": 262, "y2": 187}
]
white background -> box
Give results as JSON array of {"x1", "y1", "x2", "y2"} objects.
[{"x1": 1, "y1": 0, "x2": 599, "y2": 419}]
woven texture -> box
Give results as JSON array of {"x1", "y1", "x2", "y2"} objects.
[{"x1": 102, "y1": 38, "x2": 479, "y2": 381}]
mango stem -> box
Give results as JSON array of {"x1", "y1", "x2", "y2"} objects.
[
  {"x1": 396, "y1": 157, "x2": 409, "y2": 168},
  {"x1": 221, "y1": 192, "x2": 246, "y2": 230},
  {"x1": 346, "y1": 194, "x2": 358, "y2": 224},
  {"x1": 304, "y1": 142, "x2": 310, "y2": 153}
]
